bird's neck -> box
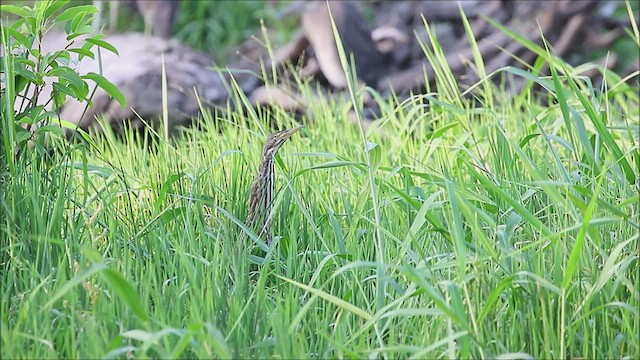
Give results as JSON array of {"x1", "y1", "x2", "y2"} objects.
[{"x1": 259, "y1": 154, "x2": 275, "y2": 174}]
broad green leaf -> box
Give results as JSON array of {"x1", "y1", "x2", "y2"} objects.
[
  {"x1": 68, "y1": 47, "x2": 94, "y2": 59},
  {"x1": 85, "y1": 37, "x2": 119, "y2": 55},
  {"x1": 44, "y1": 0, "x2": 69, "y2": 19},
  {"x1": 52, "y1": 81, "x2": 76, "y2": 99},
  {"x1": 0, "y1": 5, "x2": 31, "y2": 17},
  {"x1": 5, "y1": 26, "x2": 30, "y2": 48},
  {"x1": 15, "y1": 128, "x2": 31, "y2": 143},
  {"x1": 36, "y1": 124, "x2": 66, "y2": 137},
  {"x1": 47, "y1": 66, "x2": 84, "y2": 88},
  {"x1": 84, "y1": 72, "x2": 127, "y2": 107},
  {"x1": 55, "y1": 4, "x2": 97, "y2": 23},
  {"x1": 68, "y1": 12, "x2": 85, "y2": 34},
  {"x1": 14, "y1": 69, "x2": 40, "y2": 84}
]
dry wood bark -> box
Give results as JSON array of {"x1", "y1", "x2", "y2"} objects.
[{"x1": 245, "y1": 0, "x2": 633, "y2": 120}]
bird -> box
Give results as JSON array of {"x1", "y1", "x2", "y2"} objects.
[{"x1": 243, "y1": 125, "x2": 304, "y2": 245}]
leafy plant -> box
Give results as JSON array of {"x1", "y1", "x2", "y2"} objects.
[{"x1": 1, "y1": 0, "x2": 125, "y2": 172}]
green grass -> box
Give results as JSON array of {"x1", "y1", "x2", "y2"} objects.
[
  {"x1": 2, "y1": 5, "x2": 640, "y2": 360},
  {"x1": 172, "y1": 0, "x2": 295, "y2": 63}
]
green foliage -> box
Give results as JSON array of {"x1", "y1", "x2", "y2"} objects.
[{"x1": 1, "y1": 0, "x2": 124, "y2": 168}]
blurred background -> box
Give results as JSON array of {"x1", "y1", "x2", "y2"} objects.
[
  {"x1": 4, "y1": 0, "x2": 637, "y2": 70},
  {"x1": 129, "y1": 1, "x2": 636, "y2": 72},
  {"x1": 4, "y1": 0, "x2": 638, "y2": 131}
]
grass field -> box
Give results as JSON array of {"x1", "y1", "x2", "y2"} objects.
[{"x1": 2, "y1": 2, "x2": 640, "y2": 359}]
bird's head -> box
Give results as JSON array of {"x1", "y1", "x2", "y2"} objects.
[{"x1": 263, "y1": 125, "x2": 304, "y2": 157}]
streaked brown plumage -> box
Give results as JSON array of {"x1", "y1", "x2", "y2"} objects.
[{"x1": 244, "y1": 125, "x2": 303, "y2": 244}]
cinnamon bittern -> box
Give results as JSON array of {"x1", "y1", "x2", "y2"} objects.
[{"x1": 244, "y1": 125, "x2": 304, "y2": 244}]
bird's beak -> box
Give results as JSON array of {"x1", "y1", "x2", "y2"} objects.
[{"x1": 282, "y1": 124, "x2": 305, "y2": 139}]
